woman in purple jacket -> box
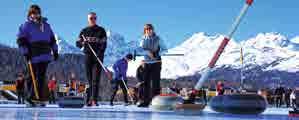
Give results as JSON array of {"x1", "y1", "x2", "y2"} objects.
[
  {"x1": 110, "y1": 54, "x2": 133, "y2": 106},
  {"x1": 16, "y1": 5, "x2": 58, "y2": 105}
]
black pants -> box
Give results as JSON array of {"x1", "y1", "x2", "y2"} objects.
[
  {"x1": 276, "y1": 96, "x2": 283, "y2": 107},
  {"x1": 202, "y1": 90, "x2": 208, "y2": 104},
  {"x1": 110, "y1": 80, "x2": 128, "y2": 103},
  {"x1": 138, "y1": 83, "x2": 144, "y2": 102},
  {"x1": 28, "y1": 62, "x2": 49, "y2": 101},
  {"x1": 17, "y1": 90, "x2": 25, "y2": 104},
  {"x1": 86, "y1": 87, "x2": 91, "y2": 104},
  {"x1": 49, "y1": 90, "x2": 56, "y2": 104},
  {"x1": 285, "y1": 97, "x2": 290, "y2": 108},
  {"x1": 292, "y1": 99, "x2": 296, "y2": 109},
  {"x1": 132, "y1": 87, "x2": 139, "y2": 104},
  {"x1": 143, "y1": 62, "x2": 162, "y2": 104},
  {"x1": 85, "y1": 54, "x2": 103, "y2": 102}
]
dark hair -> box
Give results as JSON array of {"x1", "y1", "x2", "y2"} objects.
[
  {"x1": 126, "y1": 53, "x2": 133, "y2": 60},
  {"x1": 27, "y1": 4, "x2": 41, "y2": 18}
]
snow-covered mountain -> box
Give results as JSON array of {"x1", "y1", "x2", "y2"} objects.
[
  {"x1": 127, "y1": 32, "x2": 239, "y2": 79},
  {"x1": 56, "y1": 31, "x2": 137, "y2": 65},
  {"x1": 56, "y1": 31, "x2": 299, "y2": 88},
  {"x1": 104, "y1": 31, "x2": 137, "y2": 65},
  {"x1": 56, "y1": 35, "x2": 83, "y2": 54},
  {"x1": 127, "y1": 32, "x2": 299, "y2": 88}
]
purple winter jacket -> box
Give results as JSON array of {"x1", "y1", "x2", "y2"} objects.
[
  {"x1": 112, "y1": 58, "x2": 128, "y2": 81},
  {"x1": 16, "y1": 18, "x2": 58, "y2": 63}
]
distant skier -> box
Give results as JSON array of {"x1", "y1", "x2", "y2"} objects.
[
  {"x1": 285, "y1": 88, "x2": 292, "y2": 108},
  {"x1": 137, "y1": 24, "x2": 167, "y2": 107},
  {"x1": 169, "y1": 82, "x2": 180, "y2": 94},
  {"x1": 69, "y1": 72, "x2": 79, "y2": 96},
  {"x1": 275, "y1": 86, "x2": 285, "y2": 107},
  {"x1": 48, "y1": 75, "x2": 57, "y2": 104},
  {"x1": 16, "y1": 72, "x2": 25, "y2": 104},
  {"x1": 16, "y1": 4, "x2": 58, "y2": 106},
  {"x1": 290, "y1": 90, "x2": 297, "y2": 109},
  {"x1": 76, "y1": 12, "x2": 107, "y2": 106},
  {"x1": 110, "y1": 54, "x2": 133, "y2": 106},
  {"x1": 77, "y1": 82, "x2": 86, "y2": 97},
  {"x1": 182, "y1": 88, "x2": 197, "y2": 104},
  {"x1": 200, "y1": 88, "x2": 208, "y2": 105},
  {"x1": 216, "y1": 81, "x2": 224, "y2": 96}
]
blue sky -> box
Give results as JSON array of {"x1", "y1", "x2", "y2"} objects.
[{"x1": 0, "y1": 0, "x2": 298, "y2": 48}]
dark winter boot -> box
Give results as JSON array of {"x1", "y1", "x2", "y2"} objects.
[
  {"x1": 137, "y1": 102, "x2": 149, "y2": 107},
  {"x1": 110, "y1": 101, "x2": 114, "y2": 106}
]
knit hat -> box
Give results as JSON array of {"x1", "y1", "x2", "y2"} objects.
[{"x1": 126, "y1": 53, "x2": 133, "y2": 60}]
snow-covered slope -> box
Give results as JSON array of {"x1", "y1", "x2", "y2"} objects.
[
  {"x1": 104, "y1": 31, "x2": 137, "y2": 65},
  {"x1": 56, "y1": 34, "x2": 83, "y2": 54}
]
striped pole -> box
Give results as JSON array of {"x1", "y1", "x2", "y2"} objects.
[
  {"x1": 195, "y1": 0, "x2": 254, "y2": 89},
  {"x1": 240, "y1": 46, "x2": 244, "y2": 90}
]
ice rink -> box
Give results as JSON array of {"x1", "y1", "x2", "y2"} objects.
[{"x1": 0, "y1": 103, "x2": 296, "y2": 120}]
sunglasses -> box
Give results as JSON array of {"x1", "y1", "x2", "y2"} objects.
[
  {"x1": 144, "y1": 27, "x2": 152, "y2": 30},
  {"x1": 89, "y1": 17, "x2": 97, "y2": 20}
]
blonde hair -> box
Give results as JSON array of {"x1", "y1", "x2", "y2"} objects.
[{"x1": 143, "y1": 24, "x2": 155, "y2": 35}]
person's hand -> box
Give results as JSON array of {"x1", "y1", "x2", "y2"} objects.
[
  {"x1": 24, "y1": 53, "x2": 32, "y2": 61},
  {"x1": 136, "y1": 82, "x2": 144, "y2": 87},
  {"x1": 82, "y1": 41, "x2": 87, "y2": 45},
  {"x1": 148, "y1": 52, "x2": 154, "y2": 59},
  {"x1": 54, "y1": 51, "x2": 59, "y2": 61}
]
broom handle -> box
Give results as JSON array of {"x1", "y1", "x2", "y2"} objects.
[{"x1": 28, "y1": 61, "x2": 40, "y2": 99}]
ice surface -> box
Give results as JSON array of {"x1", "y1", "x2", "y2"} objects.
[{"x1": 0, "y1": 104, "x2": 294, "y2": 120}]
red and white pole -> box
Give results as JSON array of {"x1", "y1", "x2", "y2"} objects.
[{"x1": 195, "y1": 0, "x2": 254, "y2": 89}]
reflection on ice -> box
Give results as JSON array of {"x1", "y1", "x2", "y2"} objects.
[{"x1": 0, "y1": 104, "x2": 293, "y2": 120}]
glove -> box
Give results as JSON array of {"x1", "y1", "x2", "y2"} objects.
[
  {"x1": 83, "y1": 41, "x2": 88, "y2": 45},
  {"x1": 54, "y1": 51, "x2": 59, "y2": 61},
  {"x1": 24, "y1": 53, "x2": 32, "y2": 61},
  {"x1": 147, "y1": 52, "x2": 155, "y2": 59},
  {"x1": 136, "y1": 82, "x2": 144, "y2": 87}
]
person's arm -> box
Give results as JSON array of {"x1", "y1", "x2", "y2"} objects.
[
  {"x1": 113, "y1": 60, "x2": 121, "y2": 79},
  {"x1": 49, "y1": 25, "x2": 58, "y2": 52},
  {"x1": 136, "y1": 66, "x2": 142, "y2": 81},
  {"x1": 76, "y1": 29, "x2": 85, "y2": 49},
  {"x1": 48, "y1": 24, "x2": 59, "y2": 60},
  {"x1": 98, "y1": 28, "x2": 107, "y2": 52},
  {"x1": 158, "y1": 37, "x2": 168, "y2": 54},
  {"x1": 119, "y1": 61, "x2": 128, "y2": 80},
  {"x1": 16, "y1": 24, "x2": 30, "y2": 60}
]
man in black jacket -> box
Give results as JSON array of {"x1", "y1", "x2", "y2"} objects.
[
  {"x1": 76, "y1": 12, "x2": 107, "y2": 106},
  {"x1": 275, "y1": 86, "x2": 285, "y2": 108}
]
